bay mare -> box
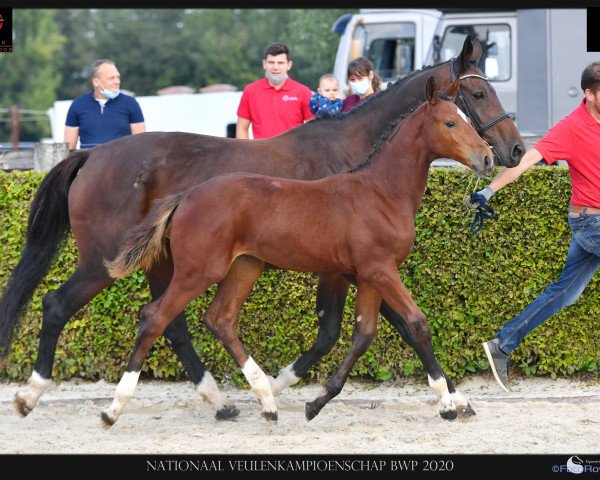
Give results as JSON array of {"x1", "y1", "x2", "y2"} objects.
[
  {"x1": 0, "y1": 36, "x2": 523, "y2": 421},
  {"x1": 102, "y1": 77, "x2": 494, "y2": 426}
]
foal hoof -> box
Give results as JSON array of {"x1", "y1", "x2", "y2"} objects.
[
  {"x1": 215, "y1": 404, "x2": 240, "y2": 421},
  {"x1": 439, "y1": 409, "x2": 458, "y2": 421},
  {"x1": 261, "y1": 410, "x2": 278, "y2": 422},
  {"x1": 457, "y1": 403, "x2": 476, "y2": 418},
  {"x1": 14, "y1": 394, "x2": 32, "y2": 417},
  {"x1": 100, "y1": 411, "x2": 116, "y2": 429}
]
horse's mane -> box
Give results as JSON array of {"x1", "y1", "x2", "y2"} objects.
[
  {"x1": 348, "y1": 92, "x2": 454, "y2": 173},
  {"x1": 306, "y1": 60, "x2": 450, "y2": 126}
]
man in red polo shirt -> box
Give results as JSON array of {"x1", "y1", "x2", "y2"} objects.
[
  {"x1": 236, "y1": 43, "x2": 313, "y2": 139},
  {"x1": 471, "y1": 61, "x2": 600, "y2": 393}
]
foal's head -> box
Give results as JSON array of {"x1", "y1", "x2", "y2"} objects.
[{"x1": 423, "y1": 76, "x2": 494, "y2": 176}]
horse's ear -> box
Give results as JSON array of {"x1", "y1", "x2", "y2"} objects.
[
  {"x1": 470, "y1": 36, "x2": 483, "y2": 64},
  {"x1": 446, "y1": 77, "x2": 460, "y2": 98},
  {"x1": 455, "y1": 35, "x2": 474, "y2": 73},
  {"x1": 425, "y1": 76, "x2": 438, "y2": 105}
]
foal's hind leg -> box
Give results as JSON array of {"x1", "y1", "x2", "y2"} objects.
[
  {"x1": 101, "y1": 274, "x2": 215, "y2": 428},
  {"x1": 270, "y1": 273, "x2": 349, "y2": 395},
  {"x1": 15, "y1": 264, "x2": 114, "y2": 417},
  {"x1": 379, "y1": 301, "x2": 475, "y2": 418},
  {"x1": 146, "y1": 258, "x2": 239, "y2": 421},
  {"x1": 203, "y1": 256, "x2": 278, "y2": 421},
  {"x1": 305, "y1": 281, "x2": 380, "y2": 420}
]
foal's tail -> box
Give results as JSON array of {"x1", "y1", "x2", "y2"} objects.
[
  {"x1": 104, "y1": 193, "x2": 184, "y2": 279},
  {"x1": 0, "y1": 150, "x2": 91, "y2": 358}
]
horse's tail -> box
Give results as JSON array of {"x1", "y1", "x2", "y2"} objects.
[
  {"x1": 0, "y1": 149, "x2": 91, "y2": 358},
  {"x1": 104, "y1": 193, "x2": 184, "y2": 279}
]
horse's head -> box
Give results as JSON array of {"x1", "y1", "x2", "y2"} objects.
[
  {"x1": 424, "y1": 76, "x2": 493, "y2": 177},
  {"x1": 448, "y1": 35, "x2": 525, "y2": 167}
]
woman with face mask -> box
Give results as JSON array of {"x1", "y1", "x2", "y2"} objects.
[{"x1": 341, "y1": 56, "x2": 382, "y2": 113}]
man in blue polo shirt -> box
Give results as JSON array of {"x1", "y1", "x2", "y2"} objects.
[{"x1": 64, "y1": 59, "x2": 145, "y2": 150}]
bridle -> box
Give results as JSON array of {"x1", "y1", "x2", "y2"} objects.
[{"x1": 450, "y1": 57, "x2": 511, "y2": 136}]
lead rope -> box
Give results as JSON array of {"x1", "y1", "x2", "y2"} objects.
[{"x1": 464, "y1": 174, "x2": 495, "y2": 233}]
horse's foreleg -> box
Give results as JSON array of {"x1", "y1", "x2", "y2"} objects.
[
  {"x1": 203, "y1": 256, "x2": 278, "y2": 421},
  {"x1": 376, "y1": 276, "x2": 470, "y2": 420},
  {"x1": 147, "y1": 260, "x2": 239, "y2": 421},
  {"x1": 15, "y1": 265, "x2": 114, "y2": 417},
  {"x1": 305, "y1": 281, "x2": 380, "y2": 421},
  {"x1": 379, "y1": 301, "x2": 475, "y2": 418},
  {"x1": 270, "y1": 273, "x2": 349, "y2": 395}
]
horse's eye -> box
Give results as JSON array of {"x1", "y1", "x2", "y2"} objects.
[
  {"x1": 445, "y1": 121, "x2": 456, "y2": 128},
  {"x1": 473, "y1": 92, "x2": 485, "y2": 100}
]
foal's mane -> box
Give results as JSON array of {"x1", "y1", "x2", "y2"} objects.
[{"x1": 348, "y1": 92, "x2": 453, "y2": 173}]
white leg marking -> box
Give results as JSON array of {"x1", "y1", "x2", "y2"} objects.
[
  {"x1": 196, "y1": 371, "x2": 229, "y2": 410},
  {"x1": 17, "y1": 370, "x2": 52, "y2": 409},
  {"x1": 450, "y1": 390, "x2": 470, "y2": 409},
  {"x1": 356, "y1": 315, "x2": 362, "y2": 323},
  {"x1": 242, "y1": 356, "x2": 277, "y2": 414},
  {"x1": 103, "y1": 370, "x2": 141, "y2": 423},
  {"x1": 427, "y1": 374, "x2": 456, "y2": 414},
  {"x1": 269, "y1": 362, "x2": 300, "y2": 395}
]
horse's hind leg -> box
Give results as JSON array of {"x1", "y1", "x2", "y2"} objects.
[
  {"x1": 202, "y1": 256, "x2": 278, "y2": 421},
  {"x1": 270, "y1": 273, "x2": 349, "y2": 395},
  {"x1": 15, "y1": 264, "x2": 114, "y2": 417},
  {"x1": 146, "y1": 259, "x2": 239, "y2": 420},
  {"x1": 101, "y1": 275, "x2": 213, "y2": 428},
  {"x1": 306, "y1": 281, "x2": 380, "y2": 420},
  {"x1": 379, "y1": 301, "x2": 475, "y2": 418}
]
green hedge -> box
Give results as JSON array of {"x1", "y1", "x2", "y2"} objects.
[{"x1": 0, "y1": 167, "x2": 598, "y2": 385}]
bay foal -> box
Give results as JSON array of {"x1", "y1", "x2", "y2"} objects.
[{"x1": 102, "y1": 77, "x2": 493, "y2": 426}]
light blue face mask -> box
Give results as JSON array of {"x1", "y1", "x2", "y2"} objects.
[
  {"x1": 99, "y1": 81, "x2": 120, "y2": 100},
  {"x1": 349, "y1": 78, "x2": 371, "y2": 96}
]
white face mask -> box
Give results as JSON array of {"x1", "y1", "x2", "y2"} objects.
[{"x1": 350, "y1": 78, "x2": 371, "y2": 96}]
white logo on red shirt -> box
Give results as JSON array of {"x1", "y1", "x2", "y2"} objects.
[{"x1": 282, "y1": 95, "x2": 299, "y2": 102}]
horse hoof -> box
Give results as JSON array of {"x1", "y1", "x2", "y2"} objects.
[
  {"x1": 261, "y1": 410, "x2": 278, "y2": 422},
  {"x1": 100, "y1": 411, "x2": 116, "y2": 429},
  {"x1": 439, "y1": 409, "x2": 458, "y2": 421},
  {"x1": 458, "y1": 403, "x2": 476, "y2": 418},
  {"x1": 14, "y1": 394, "x2": 32, "y2": 417},
  {"x1": 305, "y1": 401, "x2": 320, "y2": 421},
  {"x1": 215, "y1": 404, "x2": 240, "y2": 421}
]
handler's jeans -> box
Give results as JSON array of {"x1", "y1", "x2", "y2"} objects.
[{"x1": 496, "y1": 212, "x2": 600, "y2": 354}]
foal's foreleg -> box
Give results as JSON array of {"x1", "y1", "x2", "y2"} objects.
[
  {"x1": 376, "y1": 278, "x2": 468, "y2": 420},
  {"x1": 305, "y1": 281, "x2": 380, "y2": 421},
  {"x1": 270, "y1": 273, "x2": 349, "y2": 395},
  {"x1": 379, "y1": 301, "x2": 475, "y2": 418},
  {"x1": 147, "y1": 261, "x2": 239, "y2": 420},
  {"x1": 203, "y1": 256, "x2": 278, "y2": 421},
  {"x1": 15, "y1": 265, "x2": 114, "y2": 417}
]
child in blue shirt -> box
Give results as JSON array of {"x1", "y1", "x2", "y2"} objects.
[{"x1": 309, "y1": 74, "x2": 343, "y2": 118}]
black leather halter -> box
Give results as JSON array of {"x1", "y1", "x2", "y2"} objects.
[{"x1": 450, "y1": 57, "x2": 511, "y2": 136}]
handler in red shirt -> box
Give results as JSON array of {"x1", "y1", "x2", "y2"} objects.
[
  {"x1": 472, "y1": 61, "x2": 600, "y2": 393},
  {"x1": 236, "y1": 43, "x2": 313, "y2": 139}
]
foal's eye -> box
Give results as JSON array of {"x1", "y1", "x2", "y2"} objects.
[
  {"x1": 445, "y1": 121, "x2": 456, "y2": 128},
  {"x1": 473, "y1": 92, "x2": 485, "y2": 100}
]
